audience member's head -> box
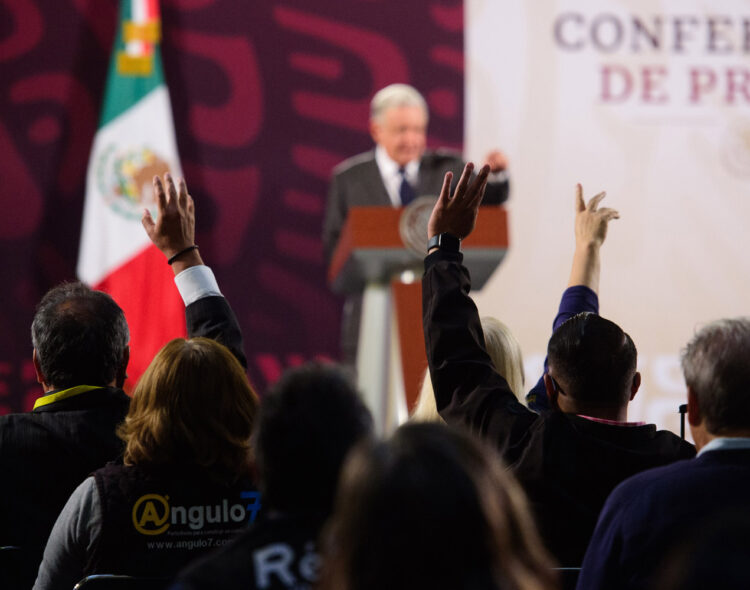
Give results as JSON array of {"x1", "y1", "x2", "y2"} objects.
[
  {"x1": 682, "y1": 318, "x2": 750, "y2": 440},
  {"x1": 255, "y1": 362, "x2": 373, "y2": 522},
  {"x1": 413, "y1": 317, "x2": 525, "y2": 421},
  {"x1": 31, "y1": 282, "x2": 129, "y2": 390},
  {"x1": 369, "y1": 83, "x2": 428, "y2": 167},
  {"x1": 321, "y1": 422, "x2": 558, "y2": 590},
  {"x1": 546, "y1": 312, "x2": 638, "y2": 411},
  {"x1": 118, "y1": 337, "x2": 258, "y2": 481}
]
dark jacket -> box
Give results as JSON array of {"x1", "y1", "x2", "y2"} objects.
[
  {"x1": 170, "y1": 515, "x2": 321, "y2": 590},
  {"x1": 0, "y1": 295, "x2": 245, "y2": 585},
  {"x1": 422, "y1": 251, "x2": 695, "y2": 565},
  {"x1": 323, "y1": 149, "x2": 509, "y2": 262},
  {"x1": 577, "y1": 448, "x2": 750, "y2": 590}
]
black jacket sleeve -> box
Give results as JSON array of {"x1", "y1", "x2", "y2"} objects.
[
  {"x1": 185, "y1": 296, "x2": 247, "y2": 369},
  {"x1": 422, "y1": 251, "x2": 537, "y2": 456}
]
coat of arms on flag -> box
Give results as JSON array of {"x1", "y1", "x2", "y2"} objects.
[{"x1": 78, "y1": 0, "x2": 186, "y2": 390}]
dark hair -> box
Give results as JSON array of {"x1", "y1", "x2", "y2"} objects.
[
  {"x1": 321, "y1": 423, "x2": 558, "y2": 590},
  {"x1": 119, "y1": 337, "x2": 259, "y2": 481},
  {"x1": 681, "y1": 318, "x2": 750, "y2": 434},
  {"x1": 254, "y1": 362, "x2": 373, "y2": 519},
  {"x1": 31, "y1": 282, "x2": 129, "y2": 389},
  {"x1": 547, "y1": 312, "x2": 636, "y2": 406}
]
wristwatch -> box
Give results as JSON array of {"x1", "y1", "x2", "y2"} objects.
[{"x1": 427, "y1": 233, "x2": 461, "y2": 253}]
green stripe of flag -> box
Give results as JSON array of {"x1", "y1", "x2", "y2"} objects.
[{"x1": 100, "y1": 0, "x2": 165, "y2": 127}]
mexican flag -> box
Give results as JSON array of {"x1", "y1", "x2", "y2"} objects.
[{"x1": 77, "y1": 0, "x2": 185, "y2": 391}]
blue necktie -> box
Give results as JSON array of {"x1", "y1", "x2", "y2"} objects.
[{"x1": 399, "y1": 167, "x2": 416, "y2": 206}]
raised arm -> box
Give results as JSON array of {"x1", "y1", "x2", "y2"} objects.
[
  {"x1": 526, "y1": 184, "x2": 619, "y2": 411},
  {"x1": 478, "y1": 149, "x2": 510, "y2": 205},
  {"x1": 568, "y1": 184, "x2": 619, "y2": 290},
  {"x1": 143, "y1": 174, "x2": 202, "y2": 274},
  {"x1": 423, "y1": 164, "x2": 537, "y2": 448},
  {"x1": 142, "y1": 174, "x2": 247, "y2": 368}
]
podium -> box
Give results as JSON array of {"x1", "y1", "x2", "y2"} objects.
[{"x1": 328, "y1": 206, "x2": 508, "y2": 434}]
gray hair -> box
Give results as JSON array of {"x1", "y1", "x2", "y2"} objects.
[
  {"x1": 370, "y1": 83, "x2": 428, "y2": 123},
  {"x1": 31, "y1": 282, "x2": 129, "y2": 389},
  {"x1": 681, "y1": 318, "x2": 750, "y2": 434}
]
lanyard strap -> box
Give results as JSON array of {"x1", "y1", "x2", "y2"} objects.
[{"x1": 33, "y1": 385, "x2": 105, "y2": 410}]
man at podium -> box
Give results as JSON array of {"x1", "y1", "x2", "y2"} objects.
[
  {"x1": 322, "y1": 83, "x2": 510, "y2": 365},
  {"x1": 322, "y1": 83, "x2": 509, "y2": 263}
]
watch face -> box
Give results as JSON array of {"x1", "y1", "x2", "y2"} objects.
[{"x1": 439, "y1": 233, "x2": 460, "y2": 252}]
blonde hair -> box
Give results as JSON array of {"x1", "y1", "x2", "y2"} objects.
[
  {"x1": 412, "y1": 317, "x2": 525, "y2": 422},
  {"x1": 118, "y1": 337, "x2": 259, "y2": 481}
]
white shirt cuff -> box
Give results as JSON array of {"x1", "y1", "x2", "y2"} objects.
[
  {"x1": 489, "y1": 170, "x2": 509, "y2": 183},
  {"x1": 174, "y1": 265, "x2": 222, "y2": 306}
]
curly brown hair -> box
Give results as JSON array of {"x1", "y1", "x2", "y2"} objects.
[{"x1": 118, "y1": 337, "x2": 259, "y2": 482}]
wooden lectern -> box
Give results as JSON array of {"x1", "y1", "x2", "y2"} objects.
[{"x1": 328, "y1": 206, "x2": 508, "y2": 434}]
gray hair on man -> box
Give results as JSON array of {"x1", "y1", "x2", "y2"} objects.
[
  {"x1": 370, "y1": 83, "x2": 428, "y2": 123},
  {"x1": 681, "y1": 317, "x2": 750, "y2": 434}
]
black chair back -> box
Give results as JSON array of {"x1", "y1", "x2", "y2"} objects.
[
  {"x1": 74, "y1": 574, "x2": 170, "y2": 590},
  {"x1": 553, "y1": 567, "x2": 582, "y2": 590},
  {"x1": 0, "y1": 546, "x2": 39, "y2": 590}
]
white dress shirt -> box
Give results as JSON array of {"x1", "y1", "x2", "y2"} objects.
[{"x1": 374, "y1": 145, "x2": 420, "y2": 207}]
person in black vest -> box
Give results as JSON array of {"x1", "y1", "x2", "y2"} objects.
[
  {"x1": 168, "y1": 363, "x2": 374, "y2": 590},
  {"x1": 33, "y1": 335, "x2": 260, "y2": 590},
  {"x1": 0, "y1": 174, "x2": 244, "y2": 589}
]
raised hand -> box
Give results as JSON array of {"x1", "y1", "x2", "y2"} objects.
[
  {"x1": 574, "y1": 184, "x2": 619, "y2": 249},
  {"x1": 142, "y1": 174, "x2": 202, "y2": 272},
  {"x1": 427, "y1": 163, "x2": 491, "y2": 242},
  {"x1": 568, "y1": 184, "x2": 619, "y2": 290}
]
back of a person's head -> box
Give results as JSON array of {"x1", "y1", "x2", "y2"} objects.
[
  {"x1": 321, "y1": 422, "x2": 557, "y2": 590},
  {"x1": 119, "y1": 337, "x2": 259, "y2": 480},
  {"x1": 681, "y1": 318, "x2": 750, "y2": 434},
  {"x1": 255, "y1": 362, "x2": 373, "y2": 520},
  {"x1": 31, "y1": 281, "x2": 129, "y2": 389},
  {"x1": 547, "y1": 312, "x2": 636, "y2": 406},
  {"x1": 412, "y1": 317, "x2": 525, "y2": 422}
]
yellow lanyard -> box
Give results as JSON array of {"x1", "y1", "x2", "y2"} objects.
[{"x1": 33, "y1": 385, "x2": 104, "y2": 410}]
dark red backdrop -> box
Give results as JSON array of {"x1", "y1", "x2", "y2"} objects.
[{"x1": 0, "y1": 0, "x2": 465, "y2": 410}]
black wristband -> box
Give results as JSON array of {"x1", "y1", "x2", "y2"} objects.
[
  {"x1": 167, "y1": 245, "x2": 199, "y2": 265},
  {"x1": 427, "y1": 233, "x2": 461, "y2": 253}
]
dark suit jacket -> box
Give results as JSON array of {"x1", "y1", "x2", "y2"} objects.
[
  {"x1": 0, "y1": 295, "x2": 245, "y2": 588},
  {"x1": 577, "y1": 447, "x2": 750, "y2": 590},
  {"x1": 170, "y1": 515, "x2": 321, "y2": 590},
  {"x1": 421, "y1": 250, "x2": 695, "y2": 566},
  {"x1": 323, "y1": 149, "x2": 508, "y2": 262}
]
